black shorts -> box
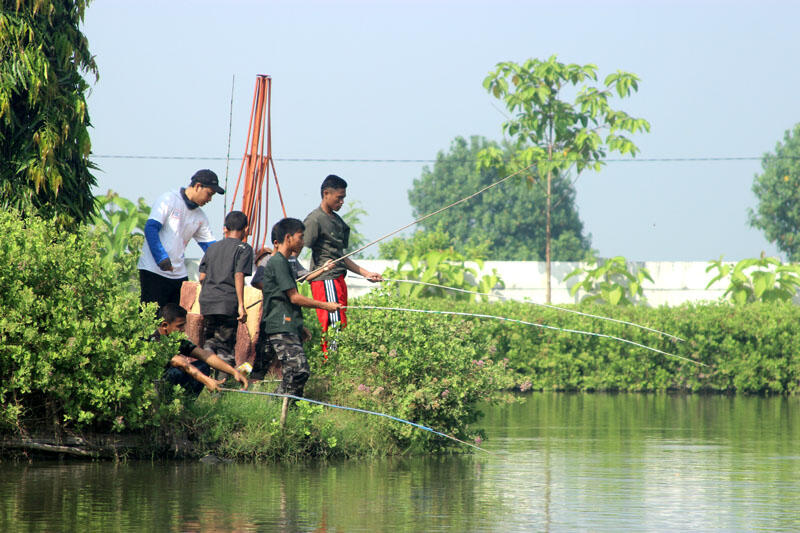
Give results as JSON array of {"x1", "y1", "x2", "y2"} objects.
[{"x1": 139, "y1": 269, "x2": 188, "y2": 309}]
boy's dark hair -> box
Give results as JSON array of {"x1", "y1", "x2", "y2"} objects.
[
  {"x1": 320, "y1": 174, "x2": 347, "y2": 197},
  {"x1": 224, "y1": 210, "x2": 248, "y2": 231},
  {"x1": 271, "y1": 218, "x2": 305, "y2": 245},
  {"x1": 158, "y1": 302, "x2": 187, "y2": 324}
]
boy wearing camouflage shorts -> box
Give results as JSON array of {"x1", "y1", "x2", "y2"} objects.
[{"x1": 261, "y1": 218, "x2": 340, "y2": 397}]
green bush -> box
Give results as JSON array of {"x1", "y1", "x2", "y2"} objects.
[
  {"x1": 565, "y1": 256, "x2": 654, "y2": 306},
  {"x1": 706, "y1": 255, "x2": 800, "y2": 304},
  {"x1": 380, "y1": 229, "x2": 504, "y2": 301},
  {"x1": 0, "y1": 210, "x2": 175, "y2": 432},
  {"x1": 441, "y1": 299, "x2": 800, "y2": 394},
  {"x1": 315, "y1": 290, "x2": 514, "y2": 452}
]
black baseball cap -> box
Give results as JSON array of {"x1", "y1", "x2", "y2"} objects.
[{"x1": 190, "y1": 169, "x2": 225, "y2": 194}]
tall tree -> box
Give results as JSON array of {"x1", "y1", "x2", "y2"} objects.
[
  {"x1": 749, "y1": 123, "x2": 800, "y2": 261},
  {"x1": 0, "y1": 1, "x2": 98, "y2": 226},
  {"x1": 407, "y1": 135, "x2": 591, "y2": 261},
  {"x1": 480, "y1": 55, "x2": 650, "y2": 302}
]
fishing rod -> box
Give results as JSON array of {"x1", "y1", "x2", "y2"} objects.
[
  {"x1": 345, "y1": 305, "x2": 705, "y2": 367},
  {"x1": 296, "y1": 162, "x2": 536, "y2": 282},
  {"x1": 362, "y1": 276, "x2": 684, "y2": 342},
  {"x1": 218, "y1": 387, "x2": 490, "y2": 454},
  {"x1": 247, "y1": 277, "x2": 686, "y2": 352}
]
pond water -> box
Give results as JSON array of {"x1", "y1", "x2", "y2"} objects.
[{"x1": 2, "y1": 393, "x2": 799, "y2": 531}]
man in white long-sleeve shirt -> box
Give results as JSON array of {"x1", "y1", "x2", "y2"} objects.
[{"x1": 138, "y1": 169, "x2": 223, "y2": 308}]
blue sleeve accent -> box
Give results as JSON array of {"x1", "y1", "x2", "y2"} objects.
[
  {"x1": 198, "y1": 241, "x2": 215, "y2": 253},
  {"x1": 144, "y1": 219, "x2": 169, "y2": 264}
]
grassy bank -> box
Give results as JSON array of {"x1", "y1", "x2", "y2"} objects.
[{"x1": 149, "y1": 293, "x2": 800, "y2": 462}]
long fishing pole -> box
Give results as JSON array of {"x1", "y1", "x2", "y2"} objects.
[
  {"x1": 362, "y1": 276, "x2": 684, "y2": 342},
  {"x1": 218, "y1": 387, "x2": 490, "y2": 454},
  {"x1": 296, "y1": 163, "x2": 535, "y2": 282},
  {"x1": 223, "y1": 74, "x2": 235, "y2": 214},
  {"x1": 345, "y1": 305, "x2": 705, "y2": 366},
  {"x1": 246, "y1": 276, "x2": 684, "y2": 348}
]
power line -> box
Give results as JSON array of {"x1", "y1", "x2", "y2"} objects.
[{"x1": 92, "y1": 154, "x2": 797, "y2": 163}]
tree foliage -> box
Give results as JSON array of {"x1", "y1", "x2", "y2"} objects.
[
  {"x1": 0, "y1": 0, "x2": 98, "y2": 226},
  {"x1": 407, "y1": 135, "x2": 591, "y2": 260},
  {"x1": 478, "y1": 56, "x2": 649, "y2": 301},
  {"x1": 90, "y1": 190, "x2": 149, "y2": 262},
  {"x1": 749, "y1": 123, "x2": 800, "y2": 261},
  {"x1": 479, "y1": 55, "x2": 650, "y2": 177},
  {"x1": 89, "y1": 190, "x2": 149, "y2": 287}
]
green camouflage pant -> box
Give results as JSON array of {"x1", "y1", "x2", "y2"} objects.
[
  {"x1": 203, "y1": 314, "x2": 238, "y2": 367},
  {"x1": 267, "y1": 333, "x2": 309, "y2": 397}
]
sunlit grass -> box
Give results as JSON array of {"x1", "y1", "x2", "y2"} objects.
[{"x1": 180, "y1": 377, "x2": 402, "y2": 462}]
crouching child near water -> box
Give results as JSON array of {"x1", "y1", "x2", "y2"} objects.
[
  {"x1": 261, "y1": 218, "x2": 341, "y2": 397},
  {"x1": 198, "y1": 210, "x2": 254, "y2": 376},
  {"x1": 152, "y1": 303, "x2": 248, "y2": 396}
]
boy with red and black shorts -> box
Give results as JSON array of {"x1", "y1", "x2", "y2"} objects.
[{"x1": 303, "y1": 175, "x2": 382, "y2": 353}]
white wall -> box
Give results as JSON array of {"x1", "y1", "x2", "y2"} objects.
[
  {"x1": 187, "y1": 258, "x2": 790, "y2": 306},
  {"x1": 345, "y1": 260, "x2": 730, "y2": 306}
]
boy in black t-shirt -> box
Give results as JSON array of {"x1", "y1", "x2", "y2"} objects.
[
  {"x1": 261, "y1": 218, "x2": 340, "y2": 397},
  {"x1": 198, "y1": 211, "x2": 254, "y2": 373},
  {"x1": 153, "y1": 303, "x2": 248, "y2": 396}
]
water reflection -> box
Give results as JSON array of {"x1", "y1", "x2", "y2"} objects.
[
  {"x1": 480, "y1": 393, "x2": 800, "y2": 531},
  {"x1": 1, "y1": 393, "x2": 798, "y2": 531}
]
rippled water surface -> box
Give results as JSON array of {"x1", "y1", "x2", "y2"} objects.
[{"x1": 2, "y1": 393, "x2": 798, "y2": 531}]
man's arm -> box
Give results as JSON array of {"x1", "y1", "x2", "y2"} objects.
[
  {"x1": 169, "y1": 355, "x2": 220, "y2": 392},
  {"x1": 235, "y1": 272, "x2": 246, "y2": 321},
  {"x1": 144, "y1": 219, "x2": 173, "y2": 271},
  {"x1": 193, "y1": 213, "x2": 216, "y2": 252},
  {"x1": 233, "y1": 244, "x2": 253, "y2": 321},
  {"x1": 303, "y1": 214, "x2": 320, "y2": 250},
  {"x1": 287, "y1": 288, "x2": 341, "y2": 312},
  {"x1": 300, "y1": 259, "x2": 333, "y2": 282},
  {"x1": 198, "y1": 253, "x2": 208, "y2": 283},
  {"x1": 343, "y1": 257, "x2": 383, "y2": 282},
  {"x1": 189, "y1": 346, "x2": 249, "y2": 389}
]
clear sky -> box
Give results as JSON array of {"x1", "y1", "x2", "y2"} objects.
[{"x1": 82, "y1": 0, "x2": 800, "y2": 261}]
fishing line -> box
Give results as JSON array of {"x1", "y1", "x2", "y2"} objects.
[
  {"x1": 346, "y1": 305, "x2": 705, "y2": 366},
  {"x1": 297, "y1": 163, "x2": 536, "y2": 282},
  {"x1": 360, "y1": 276, "x2": 684, "y2": 342},
  {"x1": 218, "y1": 387, "x2": 490, "y2": 454}
]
